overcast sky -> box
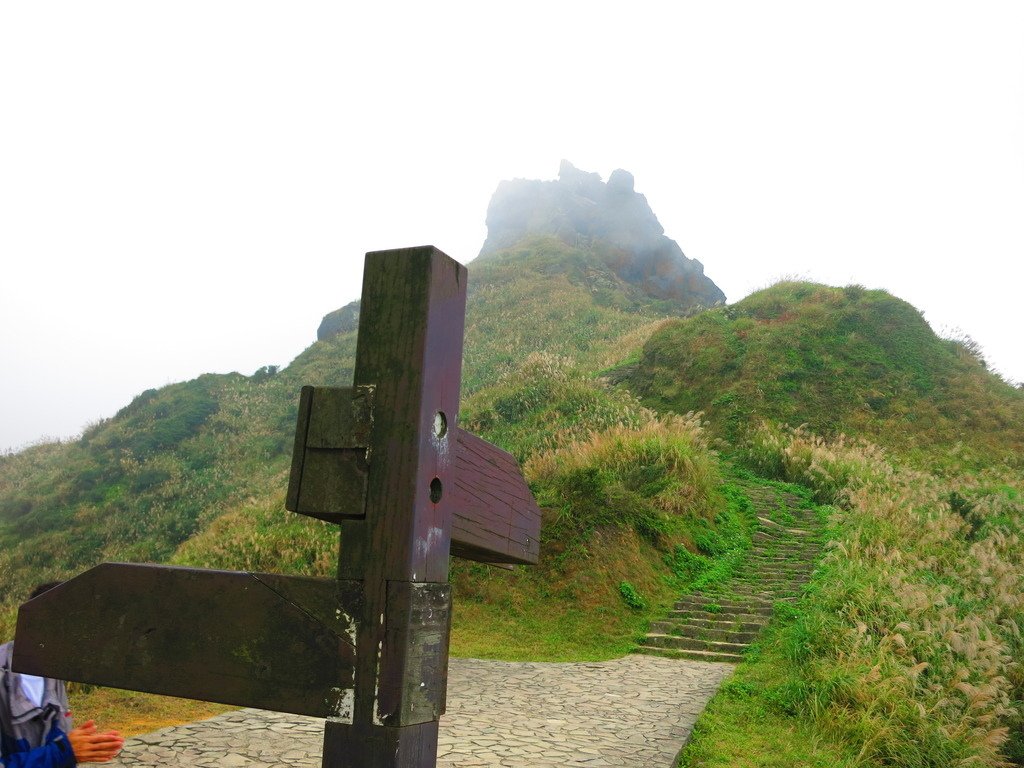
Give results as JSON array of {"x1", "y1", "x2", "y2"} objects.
[{"x1": 2, "y1": 2, "x2": 1022, "y2": 453}]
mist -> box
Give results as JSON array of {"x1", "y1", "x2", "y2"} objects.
[{"x1": 2, "y1": 1, "x2": 1023, "y2": 452}]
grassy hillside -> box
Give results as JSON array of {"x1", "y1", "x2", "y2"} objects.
[
  {"x1": 463, "y1": 235, "x2": 686, "y2": 393},
  {"x1": 626, "y1": 281, "x2": 1024, "y2": 467},
  {"x1": 680, "y1": 427, "x2": 1024, "y2": 767},
  {"x1": 0, "y1": 236, "x2": 680, "y2": 596},
  {"x1": 0, "y1": 236, "x2": 719, "y2": 731},
  {"x1": 2, "y1": 239, "x2": 1023, "y2": 766}
]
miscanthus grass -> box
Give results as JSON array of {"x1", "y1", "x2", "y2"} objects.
[{"x1": 709, "y1": 424, "x2": 1024, "y2": 766}]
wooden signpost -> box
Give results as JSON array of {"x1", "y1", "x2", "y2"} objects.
[{"x1": 13, "y1": 246, "x2": 542, "y2": 767}]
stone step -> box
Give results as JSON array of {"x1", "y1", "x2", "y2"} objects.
[
  {"x1": 730, "y1": 583, "x2": 809, "y2": 592},
  {"x1": 747, "y1": 551, "x2": 817, "y2": 559},
  {"x1": 753, "y1": 531, "x2": 817, "y2": 543},
  {"x1": 648, "y1": 622, "x2": 759, "y2": 644},
  {"x1": 634, "y1": 645, "x2": 743, "y2": 664},
  {"x1": 674, "y1": 597, "x2": 774, "y2": 613},
  {"x1": 664, "y1": 615, "x2": 767, "y2": 633},
  {"x1": 753, "y1": 532, "x2": 815, "y2": 544},
  {"x1": 644, "y1": 633, "x2": 750, "y2": 655},
  {"x1": 670, "y1": 609, "x2": 772, "y2": 625},
  {"x1": 751, "y1": 540, "x2": 819, "y2": 548},
  {"x1": 734, "y1": 565, "x2": 812, "y2": 573},
  {"x1": 725, "y1": 595, "x2": 799, "y2": 604},
  {"x1": 733, "y1": 568, "x2": 814, "y2": 578},
  {"x1": 728, "y1": 579, "x2": 810, "y2": 589},
  {"x1": 744, "y1": 560, "x2": 815, "y2": 570},
  {"x1": 757, "y1": 517, "x2": 813, "y2": 537},
  {"x1": 730, "y1": 573, "x2": 809, "y2": 582},
  {"x1": 746, "y1": 552, "x2": 816, "y2": 560},
  {"x1": 729, "y1": 580, "x2": 806, "y2": 589},
  {"x1": 669, "y1": 609, "x2": 772, "y2": 623},
  {"x1": 724, "y1": 588, "x2": 801, "y2": 600}
]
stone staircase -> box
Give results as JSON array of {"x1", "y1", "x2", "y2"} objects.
[{"x1": 635, "y1": 483, "x2": 822, "y2": 663}]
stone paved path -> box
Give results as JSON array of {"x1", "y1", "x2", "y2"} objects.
[{"x1": 109, "y1": 655, "x2": 733, "y2": 767}]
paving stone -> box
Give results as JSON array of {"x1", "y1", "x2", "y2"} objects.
[{"x1": 105, "y1": 655, "x2": 730, "y2": 767}]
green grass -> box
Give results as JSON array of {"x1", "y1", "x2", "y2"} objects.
[
  {"x1": 626, "y1": 281, "x2": 1024, "y2": 468},
  {"x1": 678, "y1": 637, "x2": 857, "y2": 768},
  {"x1": 678, "y1": 427, "x2": 1024, "y2": 767},
  {"x1": 463, "y1": 236, "x2": 691, "y2": 395},
  {"x1": 449, "y1": 526, "x2": 689, "y2": 661}
]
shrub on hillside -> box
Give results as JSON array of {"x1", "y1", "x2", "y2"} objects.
[
  {"x1": 742, "y1": 422, "x2": 893, "y2": 504},
  {"x1": 463, "y1": 352, "x2": 655, "y2": 460},
  {"x1": 526, "y1": 414, "x2": 720, "y2": 544}
]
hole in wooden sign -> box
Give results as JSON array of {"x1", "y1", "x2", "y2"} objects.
[
  {"x1": 429, "y1": 478, "x2": 443, "y2": 504},
  {"x1": 433, "y1": 411, "x2": 448, "y2": 439}
]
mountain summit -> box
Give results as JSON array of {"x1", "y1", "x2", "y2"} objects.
[{"x1": 479, "y1": 160, "x2": 725, "y2": 310}]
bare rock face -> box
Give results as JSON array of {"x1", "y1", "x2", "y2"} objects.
[
  {"x1": 317, "y1": 300, "x2": 360, "y2": 341},
  {"x1": 479, "y1": 161, "x2": 725, "y2": 309}
]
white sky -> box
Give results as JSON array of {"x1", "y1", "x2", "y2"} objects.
[{"x1": 2, "y1": 2, "x2": 1023, "y2": 453}]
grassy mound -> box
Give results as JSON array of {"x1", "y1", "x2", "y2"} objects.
[
  {"x1": 627, "y1": 282, "x2": 1024, "y2": 467},
  {"x1": 0, "y1": 235, "x2": 676, "y2": 600}
]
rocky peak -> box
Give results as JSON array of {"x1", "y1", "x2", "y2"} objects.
[{"x1": 479, "y1": 161, "x2": 725, "y2": 309}]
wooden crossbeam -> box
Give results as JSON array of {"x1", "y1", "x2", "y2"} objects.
[
  {"x1": 15, "y1": 564, "x2": 363, "y2": 719},
  {"x1": 449, "y1": 429, "x2": 539, "y2": 564}
]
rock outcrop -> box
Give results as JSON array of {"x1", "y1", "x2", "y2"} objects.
[
  {"x1": 316, "y1": 300, "x2": 360, "y2": 341},
  {"x1": 479, "y1": 160, "x2": 725, "y2": 309}
]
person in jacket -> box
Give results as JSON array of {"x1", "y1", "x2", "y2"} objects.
[
  {"x1": 0, "y1": 720, "x2": 123, "y2": 768},
  {"x1": 0, "y1": 584, "x2": 124, "y2": 766}
]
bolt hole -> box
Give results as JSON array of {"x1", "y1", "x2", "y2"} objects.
[
  {"x1": 433, "y1": 411, "x2": 448, "y2": 439},
  {"x1": 429, "y1": 478, "x2": 443, "y2": 504}
]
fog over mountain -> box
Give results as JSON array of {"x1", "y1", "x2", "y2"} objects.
[{"x1": 479, "y1": 161, "x2": 726, "y2": 311}]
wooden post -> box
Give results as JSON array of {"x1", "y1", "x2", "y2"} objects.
[{"x1": 327, "y1": 246, "x2": 465, "y2": 764}]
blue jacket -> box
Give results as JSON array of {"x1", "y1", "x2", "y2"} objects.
[
  {"x1": 0, "y1": 736, "x2": 75, "y2": 768},
  {"x1": 0, "y1": 644, "x2": 74, "y2": 768}
]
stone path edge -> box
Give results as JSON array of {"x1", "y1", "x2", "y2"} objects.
[{"x1": 107, "y1": 654, "x2": 735, "y2": 767}]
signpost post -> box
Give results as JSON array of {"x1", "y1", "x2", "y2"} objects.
[{"x1": 14, "y1": 246, "x2": 542, "y2": 768}]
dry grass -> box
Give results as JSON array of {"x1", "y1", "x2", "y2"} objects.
[
  {"x1": 526, "y1": 413, "x2": 720, "y2": 522},
  {"x1": 733, "y1": 424, "x2": 1024, "y2": 766},
  {"x1": 67, "y1": 686, "x2": 233, "y2": 738}
]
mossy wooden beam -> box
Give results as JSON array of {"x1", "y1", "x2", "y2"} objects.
[{"x1": 15, "y1": 564, "x2": 361, "y2": 719}]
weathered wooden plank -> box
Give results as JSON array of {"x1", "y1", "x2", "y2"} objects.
[
  {"x1": 288, "y1": 386, "x2": 375, "y2": 522},
  {"x1": 376, "y1": 582, "x2": 451, "y2": 726},
  {"x1": 286, "y1": 386, "x2": 314, "y2": 512},
  {"x1": 450, "y1": 429, "x2": 541, "y2": 565},
  {"x1": 13, "y1": 564, "x2": 362, "y2": 719},
  {"x1": 338, "y1": 247, "x2": 467, "y2": 583}
]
